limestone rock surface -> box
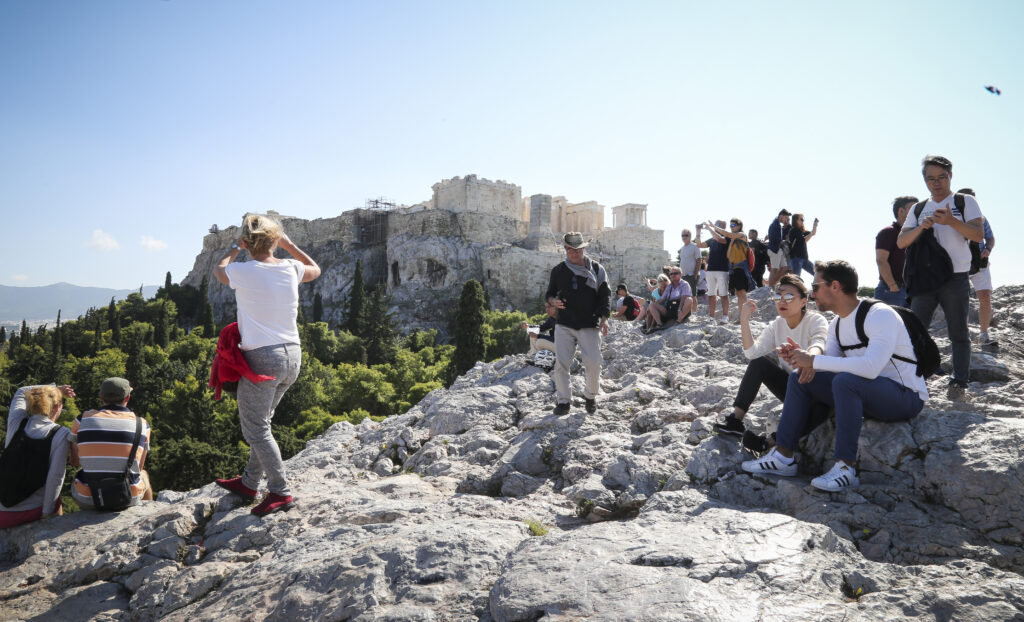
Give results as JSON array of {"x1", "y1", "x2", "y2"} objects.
[{"x1": 3, "y1": 285, "x2": 1024, "y2": 621}]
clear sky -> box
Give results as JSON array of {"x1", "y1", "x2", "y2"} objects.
[{"x1": 2, "y1": 1, "x2": 1020, "y2": 292}]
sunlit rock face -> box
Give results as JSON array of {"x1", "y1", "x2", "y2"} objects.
[{"x1": 3, "y1": 285, "x2": 1023, "y2": 621}]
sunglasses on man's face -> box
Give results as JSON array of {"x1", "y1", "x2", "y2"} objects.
[{"x1": 770, "y1": 293, "x2": 799, "y2": 304}]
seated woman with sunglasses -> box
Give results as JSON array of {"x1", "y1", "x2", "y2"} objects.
[{"x1": 713, "y1": 275, "x2": 827, "y2": 439}]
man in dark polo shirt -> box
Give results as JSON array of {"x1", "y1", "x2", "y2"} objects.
[
  {"x1": 874, "y1": 195, "x2": 917, "y2": 307},
  {"x1": 545, "y1": 232, "x2": 611, "y2": 415}
]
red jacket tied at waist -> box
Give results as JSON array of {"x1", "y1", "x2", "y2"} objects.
[{"x1": 209, "y1": 323, "x2": 276, "y2": 400}]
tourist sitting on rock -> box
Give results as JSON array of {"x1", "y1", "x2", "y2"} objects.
[
  {"x1": 636, "y1": 274, "x2": 668, "y2": 326},
  {"x1": 71, "y1": 378, "x2": 154, "y2": 510},
  {"x1": 741, "y1": 260, "x2": 929, "y2": 491},
  {"x1": 644, "y1": 268, "x2": 693, "y2": 333},
  {"x1": 1, "y1": 384, "x2": 74, "y2": 528},
  {"x1": 522, "y1": 299, "x2": 557, "y2": 357},
  {"x1": 713, "y1": 275, "x2": 828, "y2": 440},
  {"x1": 612, "y1": 284, "x2": 641, "y2": 322}
]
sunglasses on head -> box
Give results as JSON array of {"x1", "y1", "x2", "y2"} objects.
[{"x1": 770, "y1": 293, "x2": 799, "y2": 304}]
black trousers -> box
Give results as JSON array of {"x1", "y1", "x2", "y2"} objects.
[
  {"x1": 733, "y1": 355, "x2": 830, "y2": 435},
  {"x1": 733, "y1": 356, "x2": 788, "y2": 411}
]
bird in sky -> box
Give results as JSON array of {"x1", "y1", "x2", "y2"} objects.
[{"x1": 985, "y1": 85, "x2": 1001, "y2": 95}]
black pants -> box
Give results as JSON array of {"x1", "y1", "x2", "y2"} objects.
[
  {"x1": 733, "y1": 356, "x2": 830, "y2": 435},
  {"x1": 734, "y1": 356, "x2": 788, "y2": 411}
]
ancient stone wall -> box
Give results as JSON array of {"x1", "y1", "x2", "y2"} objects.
[{"x1": 430, "y1": 174, "x2": 522, "y2": 219}]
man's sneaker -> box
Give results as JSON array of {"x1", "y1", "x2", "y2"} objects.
[
  {"x1": 947, "y1": 380, "x2": 971, "y2": 402},
  {"x1": 978, "y1": 331, "x2": 997, "y2": 346},
  {"x1": 585, "y1": 398, "x2": 597, "y2": 414},
  {"x1": 741, "y1": 448, "x2": 797, "y2": 477},
  {"x1": 553, "y1": 402, "x2": 570, "y2": 416},
  {"x1": 811, "y1": 462, "x2": 859, "y2": 492},
  {"x1": 216, "y1": 476, "x2": 258, "y2": 500},
  {"x1": 713, "y1": 414, "x2": 745, "y2": 437},
  {"x1": 251, "y1": 493, "x2": 295, "y2": 516}
]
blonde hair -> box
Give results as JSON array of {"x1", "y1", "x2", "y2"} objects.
[
  {"x1": 241, "y1": 213, "x2": 283, "y2": 256},
  {"x1": 26, "y1": 386, "x2": 63, "y2": 419},
  {"x1": 656, "y1": 273, "x2": 670, "y2": 284}
]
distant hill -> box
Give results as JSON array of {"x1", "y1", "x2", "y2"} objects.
[{"x1": 0, "y1": 282, "x2": 160, "y2": 327}]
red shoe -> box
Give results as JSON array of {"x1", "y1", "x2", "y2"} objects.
[
  {"x1": 251, "y1": 493, "x2": 295, "y2": 516},
  {"x1": 216, "y1": 477, "x2": 258, "y2": 500}
]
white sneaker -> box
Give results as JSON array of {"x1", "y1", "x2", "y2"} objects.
[
  {"x1": 811, "y1": 462, "x2": 859, "y2": 492},
  {"x1": 978, "y1": 331, "x2": 995, "y2": 346},
  {"x1": 741, "y1": 448, "x2": 797, "y2": 476}
]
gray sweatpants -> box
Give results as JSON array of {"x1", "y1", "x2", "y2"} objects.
[
  {"x1": 238, "y1": 343, "x2": 302, "y2": 496},
  {"x1": 553, "y1": 325, "x2": 602, "y2": 404}
]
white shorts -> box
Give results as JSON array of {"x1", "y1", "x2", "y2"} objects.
[
  {"x1": 970, "y1": 266, "x2": 992, "y2": 292},
  {"x1": 706, "y1": 271, "x2": 729, "y2": 297},
  {"x1": 768, "y1": 249, "x2": 786, "y2": 270}
]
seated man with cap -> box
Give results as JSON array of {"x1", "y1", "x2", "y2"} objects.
[{"x1": 71, "y1": 377, "x2": 153, "y2": 510}]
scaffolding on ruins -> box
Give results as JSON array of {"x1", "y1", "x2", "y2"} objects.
[{"x1": 355, "y1": 197, "x2": 394, "y2": 246}]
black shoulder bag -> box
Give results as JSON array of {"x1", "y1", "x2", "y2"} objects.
[{"x1": 88, "y1": 416, "x2": 142, "y2": 511}]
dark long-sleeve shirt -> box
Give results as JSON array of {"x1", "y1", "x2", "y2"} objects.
[{"x1": 545, "y1": 261, "x2": 611, "y2": 330}]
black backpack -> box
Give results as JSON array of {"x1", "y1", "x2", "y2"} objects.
[
  {"x1": 835, "y1": 299, "x2": 941, "y2": 379},
  {"x1": 912, "y1": 194, "x2": 982, "y2": 276},
  {"x1": 0, "y1": 418, "x2": 61, "y2": 507}
]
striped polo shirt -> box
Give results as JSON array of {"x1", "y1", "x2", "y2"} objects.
[{"x1": 71, "y1": 405, "x2": 150, "y2": 505}]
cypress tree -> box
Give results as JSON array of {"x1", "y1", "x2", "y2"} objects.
[
  {"x1": 155, "y1": 302, "x2": 169, "y2": 348},
  {"x1": 20, "y1": 320, "x2": 29, "y2": 344},
  {"x1": 313, "y1": 292, "x2": 323, "y2": 324},
  {"x1": 0, "y1": 326, "x2": 6, "y2": 344},
  {"x1": 197, "y1": 276, "x2": 216, "y2": 337},
  {"x1": 108, "y1": 298, "x2": 121, "y2": 347},
  {"x1": 164, "y1": 271, "x2": 173, "y2": 291},
  {"x1": 92, "y1": 316, "x2": 102, "y2": 354},
  {"x1": 454, "y1": 280, "x2": 487, "y2": 378},
  {"x1": 344, "y1": 260, "x2": 367, "y2": 337},
  {"x1": 364, "y1": 286, "x2": 397, "y2": 365},
  {"x1": 51, "y1": 310, "x2": 63, "y2": 366}
]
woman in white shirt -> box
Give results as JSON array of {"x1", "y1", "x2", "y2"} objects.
[
  {"x1": 213, "y1": 214, "x2": 321, "y2": 516},
  {"x1": 713, "y1": 275, "x2": 828, "y2": 440},
  {"x1": 1, "y1": 384, "x2": 74, "y2": 528}
]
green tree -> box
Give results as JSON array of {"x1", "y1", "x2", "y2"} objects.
[
  {"x1": 155, "y1": 302, "x2": 170, "y2": 348},
  {"x1": 454, "y1": 280, "x2": 487, "y2": 378},
  {"x1": 483, "y1": 309, "x2": 530, "y2": 360},
  {"x1": 313, "y1": 292, "x2": 323, "y2": 324},
  {"x1": 0, "y1": 326, "x2": 6, "y2": 344},
  {"x1": 197, "y1": 276, "x2": 216, "y2": 337},
  {"x1": 164, "y1": 271, "x2": 173, "y2": 293},
  {"x1": 343, "y1": 259, "x2": 366, "y2": 336},
  {"x1": 364, "y1": 287, "x2": 397, "y2": 366},
  {"x1": 108, "y1": 298, "x2": 121, "y2": 347}
]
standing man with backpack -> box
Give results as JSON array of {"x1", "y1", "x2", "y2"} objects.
[
  {"x1": 741, "y1": 260, "x2": 931, "y2": 491},
  {"x1": 766, "y1": 209, "x2": 791, "y2": 287},
  {"x1": 958, "y1": 188, "x2": 997, "y2": 346},
  {"x1": 546, "y1": 232, "x2": 611, "y2": 415},
  {"x1": 71, "y1": 378, "x2": 153, "y2": 511},
  {"x1": 897, "y1": 155, "x2": 984, "y2": 398}
]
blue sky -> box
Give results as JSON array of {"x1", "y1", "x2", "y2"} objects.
[{"x1": 2, "y1": 1, "x2": 1020, "y2": 293}]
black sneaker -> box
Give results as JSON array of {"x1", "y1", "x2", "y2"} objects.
[
  {"x1": 554, "y1": 402, "x2": 570, "y2": 416},
  {"x1": 742, "y1": 430, "x2": 770, "y2": 455},
  {"x1": 585, "y1": 398, "x2": 597, "y2": 414},
  {"x1": 713, "y1": 414, "x2": 745, "y2": 437}
]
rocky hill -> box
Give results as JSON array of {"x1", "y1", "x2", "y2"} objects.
[{"x1": 3, "y1": 286, "x2": 1023, "y2": 621}]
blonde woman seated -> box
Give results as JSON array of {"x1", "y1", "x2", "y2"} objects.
[
  {"x1": 639, "y1": 274, "x2": 669, "y2": 330},
  {"x1": 713, "y1": 275, "x2": 827, "y2": 438},
  {"x1": 1, "y1": 384, "x2": 74, "y2": 529}
]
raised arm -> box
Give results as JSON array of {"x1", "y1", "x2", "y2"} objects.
[
  {"x1": 278, "y1": 234, "x2": 321, "y2": 282},
  {"x1": 213, "y1": 239, "x2": 243, "y2": 285}
]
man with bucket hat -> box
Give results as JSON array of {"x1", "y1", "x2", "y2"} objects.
[{"x1": 544, "y1": 232, "x2": 611, "y2": 415}]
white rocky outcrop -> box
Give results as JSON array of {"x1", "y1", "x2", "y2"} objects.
[{"x1": 3, "y1": 286, "x2": 1023, "y2": 621}]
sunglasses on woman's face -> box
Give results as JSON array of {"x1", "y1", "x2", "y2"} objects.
[{"x1": 770, "y1": 293, "x2": 799, "y2": 304}]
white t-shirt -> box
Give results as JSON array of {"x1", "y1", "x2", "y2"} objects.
[
  {"x1": 224, "y1": 258, "x2": 305, "y2": 350},
  {"x1": 678, "y1": 243, "x2": 702, "y2": 276},
  {"x1": 743, "y1": 312, "x2": 828, "y2": 374},
  {"x1": 902, "y1": 193, "x2": 983, "y2": 274},
  {"x1": 813, "y1": 301, "x2": 929, "y2": 402}
]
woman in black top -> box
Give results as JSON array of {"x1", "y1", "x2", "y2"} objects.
[{"x1": 787, "y1": 213, "x2": 819, "y2": 278}]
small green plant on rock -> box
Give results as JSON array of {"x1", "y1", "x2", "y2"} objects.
[
  {"x1": 575, "y1": 499, "x2": 595, "y2": 518},
  {"x1": 524, "y1": 519, "x2": 549, "y2": 536}
]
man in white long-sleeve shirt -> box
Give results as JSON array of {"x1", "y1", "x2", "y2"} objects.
[{"x1": 742, "y1": 260, "x2": 928, "y2": 491}]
